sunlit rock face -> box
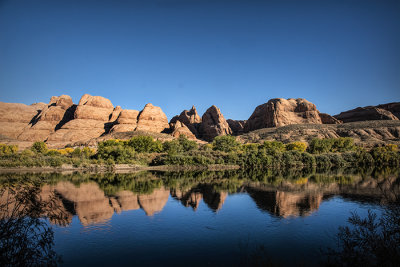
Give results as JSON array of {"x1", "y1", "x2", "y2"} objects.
[
  {"x1": 137, "y1": 187, "x2": 170, "y2": 216},
  {"x1": 335, "y1": 106, "x2": 399, "y2": 123},
  {"x1": 246, "y1": 188, "x2": 323, "y2": 218},
  {"x1": 19, "y1": 95, "x2": 75, "y2": 141},
  {"x1": 170, "y1": 106, "x2": 202, "y2": 137},
  {"x1": 110, "y1": 109, "x2": 140, "y2": 133},
  {"x1": 0, "y1": 102, "x2": 46, "y2": 139},
  {"x1": 199, "y1": 105, "x2": 232, "y2": 141},
  {"x1": 136, "y1": 103, "x2": 169, "y2": 133},
  {"x1": 47, "y1": 94, "x2": 115, "y2": 144},
  {"x1": 169, "y1": 120, "x2": 197, "y2": 139},
  {"x1": 244, "y1": 98, "x2": 324, "y2": 132}
]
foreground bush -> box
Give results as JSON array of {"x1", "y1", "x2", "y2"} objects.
[{"x1": 0, "y1": 144, "x2": 18, "y2": 156}]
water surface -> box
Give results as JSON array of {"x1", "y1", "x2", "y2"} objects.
[{"x1": 1, "y1": 169, "x2": 398, "y2": 266}]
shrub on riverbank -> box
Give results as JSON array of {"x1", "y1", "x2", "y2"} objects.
[{"x1": 0, "y1": 137, "x2": 399, "y2": 169}]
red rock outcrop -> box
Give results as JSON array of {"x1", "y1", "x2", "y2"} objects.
[
  {"x1": 170, "y1": 106, "x2": 202, "y2": 137},
  {"x1": 199, "y1": 105, "x2": 232, "y2": 141},
  {"x1": 244, "y1": 98, "x2": 325, "y2": 132},
  {"x1": 170, "y1": 120, "x2": 197, "y2": 139},
  {"x1": 136, "y1": 103, "x2": 169, "y2": 133},
  {"x1": 319, "y1": 113, "x2": 342, "y2": 124},
  {"x1": 377, "y1": 102, "x2": 400, "y2": 119},
  {"x1": 47, "y1": 94, "x2": 115, "y2": 143},
  {"x1": 0, "y1": 102, "x2": 45, "y2": 139},
  {"x1": 18, "y1": 95, "x2": 74, "y2": 141},
  {"x1": 335, "y1": 106, "x2": 399, "y2": 123},
  {"x1": 227, "y1": 119, "x2": 246, "y2": 135},
  {"x1": 110, "y1": 109, "x2": 140, "y2": 133}
]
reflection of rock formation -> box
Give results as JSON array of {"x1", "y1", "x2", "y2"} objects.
[
  {"x1": 138, "y1": 187, "x2": 169, "y2": 216},
  {"x1": 171, "y1": 186, "x2": 228, "y2": 212},
  {"x1": 246, "y1": 188, "x2": 323, "y2": 218},
  {"x1": 171, "y1": 189, "x2": 203, "y2": 210},
  {"x1": 114, "y1": 191, "x2": 140, "y2": 211},
  {"x1": 202, "y1": 186, "x2": 228, "y2": 212},
  {"x1": 53, "y1": 182, "x2": 115, "y2": 225}
]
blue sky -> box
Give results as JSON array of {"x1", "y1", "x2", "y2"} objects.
[{"x1": 0, "y1": 0, "x2": 399, "y2": 120}]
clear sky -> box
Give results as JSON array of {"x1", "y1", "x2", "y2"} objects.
[{"x1": 0, "y1": 0, "x2": 399, "y2": 120}]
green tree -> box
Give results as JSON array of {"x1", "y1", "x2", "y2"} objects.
[
  {"x1": 128, "y1": 136, "x2": 161, "y2": 153},
  {"x1": 260, "y1": 141, "x2": 286, "y2": 155},
  {"x1": 31, "y1": 142, "x2": 48, "y2": 154},
  {"x1": 285, "y1": 142, "x2": 307, "y2": 152},
  {"x1": 212, "y1": 135, "x2": 240, "y2": 152}
]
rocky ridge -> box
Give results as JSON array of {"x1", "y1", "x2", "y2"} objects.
[{"x1": 0, "y1": 94, "x2": 399, "y2": 147}]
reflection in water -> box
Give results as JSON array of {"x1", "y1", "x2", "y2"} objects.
[
  {"x1": 0, "y1": 168, "x2": 399, "y2": 266},
  {"x1": 0, "y1": 181, "x2": 69, "y2": 266},
  {"x1": 323, "y1": 176, "x2": 400, "y2": 266}
]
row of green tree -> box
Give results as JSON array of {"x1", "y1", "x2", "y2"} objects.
[{"x1": 0, "y1": 135, "x2": 399, "y2": 168}]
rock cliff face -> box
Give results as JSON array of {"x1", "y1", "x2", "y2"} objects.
[
  {"x1": 335, "y1": 106, "x2": 399, "y2": 123},
  {"x1": 199, "y1": 105, "x2": 232, "y2": 141},
  {"x1": 18, "y1": 95, "x2": 74, "y2": 141},
  {"x1": 0, "y1": 102, "x2": 46, "y2": 139},
  {"x1": 170, "y1": 106, "x2": 202, "y2": 137},
  {"x1": 0, "y1": 94, "x2": 399, "y2": 146},
  {"x1": 227, "y1": 119, "x2": 246, "y2": 135},
  {"x1": 136, "y1": 103, "x2": 169, "y2": 133},
  {"x1": 47, "y1": 94, "x2": 115, "y2": 144},
  {"x1": 319, "y1": 113, "x2": 342, "y2": 124},
  {"x1": 170, "y1": 120, "x2": 197, "y2": 139},
  {"x1": 244, "y1": 98, "x2": 325, "y2": 132},
  {"x1": 110, "y1": 109, "x2": 140, "y2": 133},
  {"x1": 377, "y1": 102, "x2": 400, "y2": 119}
]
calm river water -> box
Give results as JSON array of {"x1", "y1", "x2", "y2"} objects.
[{"x1": 1, "y1": 168, "x2": 399, "y2": 266}]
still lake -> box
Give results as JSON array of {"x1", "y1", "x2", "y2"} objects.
[{"x1": 1, "y1": 168, "x2": 398, "y2": 266}]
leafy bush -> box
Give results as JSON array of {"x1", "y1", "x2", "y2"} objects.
[
  {"x1": 0, "y1": 144, "x2": 18, "y2": 156},
  {"x1": 128, "y1": 136, "x2": 162, "y2": 153},
  {"x1": 212, "y1": 135, "x2": 240, "y2": 152},
  {"x1": 31, "y1": 142, "x2": 48, "y2": 154},
  {"x1": 308, "y1": 137, "x2": 356, "y2": 154},
  {"x1": 286, "y1": 142, "x2": 307, "y2": 152},
  {"x1": 260, "y1": 141, "x2": 286, "y2": 155}
]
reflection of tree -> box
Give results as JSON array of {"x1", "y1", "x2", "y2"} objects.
[
  {"x1": 323, "y1": 177, "x2": 400, "y2": 266},
  {"x1": 0, "y1": 181, "x2": 69, "y2": 266}
]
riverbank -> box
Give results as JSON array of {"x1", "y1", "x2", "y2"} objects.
[{"x1": 0, "y1": 163, "x2": 241, "y2": 173}]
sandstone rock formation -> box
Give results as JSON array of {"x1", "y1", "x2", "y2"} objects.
[
  {"x1": 319, "y1": 113, "x2": 342, "y2": 124},
  {"x1": 227, "y1": 119, "x2": 246, "y2": 135},
  {"x1": 170, "y1": 120, "x2": 196, "y2": 139},
  {"x1": 335, "y1": 106, "x2": 399, "y2": 123},
  {"x1": 110, "y1": 109, "x2": 140, "y2": 133},
  {"x1": 47, "y1": 94, "x2": 115, "y2": 144},
  {"x1": 0, "y1": 102, "x2": 45, "y2": 139},
  {"x1": 170, "y1": 106, "x2": 202, "y2": 137},
  {"x1": 136, "y1": 103, "x2": 169, "y2": 133},
  {"x1": 199, "y1": 105, "x2": 232, "y2": 141},
  {"x1": 377, "y1": 102, "x2": 400, "y2": 119},
  {"x1": 244, "y1": 98, "x2": 324, "y2": 132},
  {"x1": 18, "y1": 95, "x2": 74, "y2": 141}
]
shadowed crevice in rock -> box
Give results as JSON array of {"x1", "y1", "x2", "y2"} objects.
[{"x1": 55, "y1": 104, "x2": 76, "y2": 131}]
